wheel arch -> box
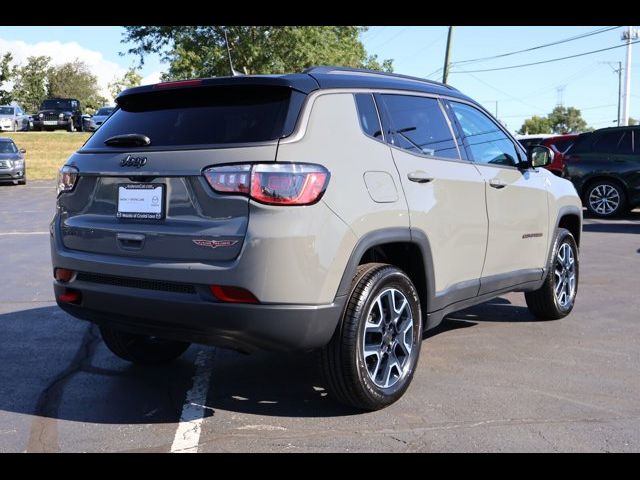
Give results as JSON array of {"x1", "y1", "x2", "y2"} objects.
[
  {"x1": 335, "y1": 228, "x2": 435, "y2": 321},
  {"x1": 580, "y1": 175, "x2": 629, "y2": 202}
]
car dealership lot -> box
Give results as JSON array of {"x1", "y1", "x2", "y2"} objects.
[{"x1": 0, "y1": 181, "x2": 638, "y2": 452}]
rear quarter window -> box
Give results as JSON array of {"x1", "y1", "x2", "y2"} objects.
[
  {"x1": 84, "y1": 86, "x2": 294, "y2": 150},
  {"x1": 354, "y1": 93, "x2": 383, "y2": 140}
]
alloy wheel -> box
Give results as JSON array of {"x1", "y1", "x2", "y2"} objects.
[
  {"x1": 362, "y1": 288, "x2": 414, "y2": 389},
  {"x1": 588, "y1": 184, "x2": 620, "y2": 216},
  {"x1": 554, "y1": 242, "x2": 577, "y2": 309}
]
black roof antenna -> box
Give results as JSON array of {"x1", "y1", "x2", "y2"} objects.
[{"x1": 224, "y1": 28, "x2": 243, "y2": 77}]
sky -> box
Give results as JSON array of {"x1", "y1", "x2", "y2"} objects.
[{"x1": 0, "y1": 25, "x2": 637, "y2": 134}]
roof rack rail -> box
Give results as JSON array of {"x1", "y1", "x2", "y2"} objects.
[{"x1": 303, "y1": 65, "x2": 457, "y2": 90}]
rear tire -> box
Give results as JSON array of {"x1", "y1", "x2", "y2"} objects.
[
  {"x1": 525, "y1": 228, "x2": 579, "y2": 320},
  {"x1": 99, "y1": 325, "x2": 190, "y2": 365},
  {"x1": 320, "y1": 263, "x2": 423, "y2": 411},
  {"x1": 584, "y1": 180, "x2": 626, "y2": 218}
]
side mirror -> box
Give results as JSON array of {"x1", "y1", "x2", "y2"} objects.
[
  {"x1": 19, "y1": 148, "x2": 26, "y2": 154},
  {"x1": 519, "y1": 145, "x2": 554, "y2": 170}
]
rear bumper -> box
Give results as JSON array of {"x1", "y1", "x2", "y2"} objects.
[{"x1": 55, "y1": 280, "x2": 345, "y2": 352}]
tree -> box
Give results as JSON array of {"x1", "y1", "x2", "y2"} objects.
[
  {"x1": 11, "y1": 56, "x2": 52, "y2": 113},
  {"x1": 0, "y1": 52, "x2": 13, "y2": 105},
  {"x1": 47, "y1": 60, "x2": 107, "y2": 114},
  {"x1": 547, "y1": 106, "x2": 587, "y2": 134},
  {"x1": 122, "y1": 26, "x2": 393, "y2": 80},
  {"x1": 108, "y1": 68, "x2": 142, "y2": 100},
  {"x1": 517, "y1": 115, "x2": 552, "y2": 135}
]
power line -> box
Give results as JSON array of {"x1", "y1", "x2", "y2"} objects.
[
  {"x1": 368, "y1": 27, "x2": 410, "y2": 50},
  {"x1": 452, "y1": 40, "x2": 640, "y2": 73},
  {"x1": 394, "y1": 28, "x2": 448, "y2": 62},
  {"x1": 454, "y1": 66, "x2": 543, "y2": 111},
  {"x1": 453, "y1": 26, "x2": 620, "y2": 66}
]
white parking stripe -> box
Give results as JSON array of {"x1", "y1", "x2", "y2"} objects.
[
  {"x1": 170, "y1": 349, "x2": 216, "y2": 453},
  {"x1": 0, "y1": 231, "x2": 49, "y2": 235}
]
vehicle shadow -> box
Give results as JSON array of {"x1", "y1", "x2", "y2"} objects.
[{"x1": 0, "y1": 298, "x2": 542, "y2": 424}]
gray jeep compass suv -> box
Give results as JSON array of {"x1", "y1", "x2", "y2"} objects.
[{"x1": 51, "y1": 67, "x2": 582, "y2": 410}]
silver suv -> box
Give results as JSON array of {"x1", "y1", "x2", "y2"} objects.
[{"x1": 51, "y1": 67, "x2": 582, "y2": 410}]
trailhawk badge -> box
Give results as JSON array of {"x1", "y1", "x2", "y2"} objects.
[{"x1": 193, "y1": 239, "x2": 239, "y2": 249}]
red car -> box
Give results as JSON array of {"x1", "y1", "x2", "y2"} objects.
[{"x1": 517, "y1": 134, "x2": 578, "y2": 176}]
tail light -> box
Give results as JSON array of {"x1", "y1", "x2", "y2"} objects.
[
  {"x1": 203, "y1": 163, "x2": 330, "y2": 206},
  {"x1": 210, "y1": 285, "x2": 258, "y2": 304},
  {"x1": 57, "y1": 165, "x2": 79, "y2": 195},
  {"x1": 58, "y1": 289, "x2": 81, "y2": 304},
  {"x1": 54, "y1": 268, "x2": 76, "y2": 283}
]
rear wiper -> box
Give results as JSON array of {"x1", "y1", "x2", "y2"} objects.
[{"x1": 104, "y1": 134, "x2": 151, "y2": 147}]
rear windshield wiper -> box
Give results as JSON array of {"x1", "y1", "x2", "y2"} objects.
[{"x1": 104, "y1": 134, "x2": 151, "y2": 147}]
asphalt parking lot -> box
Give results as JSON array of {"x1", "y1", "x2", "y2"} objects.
[{"x1": 0, "y1": 180, "x2": 638, "y2": 452}]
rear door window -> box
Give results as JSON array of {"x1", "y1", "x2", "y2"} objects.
[
  {"x1": 615, "y1": 131, "x2": 633, "y2": 154},
  {"x1": 379, "y1": 94, "x2": 459, "y2": 159},
  {"x1": 84, "y1": 86, "x2": 294, "y2": 149},
  {"x1": 592, "y1": 131, "x2": 624, "y2": 153}
]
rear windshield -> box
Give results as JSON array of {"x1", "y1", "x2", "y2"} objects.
[
  {"x1": 84, "y1": 86, "x2": 292, "y2": 149},
  {"x1": 551, "y1": 139, "x2": 574, "y2": 153}
]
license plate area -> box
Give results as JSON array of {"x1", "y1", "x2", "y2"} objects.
[
  {"x1": 117, "y1": 183, "x2": 165, "y2": 220},
  {"x1": 43, "y1": 120, "x2": 58, "y2": 125}
]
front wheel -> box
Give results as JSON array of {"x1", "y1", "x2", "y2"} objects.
[
  {"x1": 99, "y1": 325, "x2": 190, "y2": 365},
  {"x1": 525, "y1": 228, "x2": 579, "y2": 320},
  {"x1": 320, "y1": 263, "x2": 423, "y2": 411}
]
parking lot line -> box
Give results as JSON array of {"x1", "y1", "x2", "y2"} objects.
[
  {"x1": 170, "y1": 348, "x2": 217, "y2": 453},
  {"x1": 0, "y1": 231, "x2": 49, "y2": 235}
]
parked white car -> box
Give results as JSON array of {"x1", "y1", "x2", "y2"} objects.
[{"x1": 0, "y1": 105, "x2": 30, "y2": 131}]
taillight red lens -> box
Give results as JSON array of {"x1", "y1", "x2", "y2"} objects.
[
  {"x1": 54, "y1": 268, "x2": 76, "y2": 283},
  {"x1": 203, "y1": 163, "x2": 330, "y2": 206},
  {"x1": 210, "y1": 285, "x2": 259, "y2": 304},
  {"x1": 58, "y1": 289, "x2": 81, "y2": 304},
  {"x1": 251, "y1": 164, "x2": 329, "y2": 205}
]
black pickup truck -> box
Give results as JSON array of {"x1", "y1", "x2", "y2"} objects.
[{"x1": 32, "y1": 98, "x2": 84, "y2": 132}]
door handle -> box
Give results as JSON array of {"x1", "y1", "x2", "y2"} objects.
[
  {"x1": 407, "y1": 171, "x2": 434, "y2": 183},
  {"x1": 489, "y1": 179, "x2": 507, "y2": 189}
]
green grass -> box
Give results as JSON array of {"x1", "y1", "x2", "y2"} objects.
[{"x1": 1, "y1": 131, "x2": 91, "y2": 180}]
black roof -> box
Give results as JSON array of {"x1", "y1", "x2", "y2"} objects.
[{"x1": 116, "y1": 66, "x2": 473, "y2": 104}]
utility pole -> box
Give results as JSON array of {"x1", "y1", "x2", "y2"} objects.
[
  {"x1": 600, "y1": 61, "x2": 623, "y2": 125},
  {"x1": 556, "y1": 85, "x2": 566, "y2": 107},
  {"x1": 621, "y1": 26, "x2": 638, "y2": 126},
  {"x1": 442, "y1": 26, "x2": 454, "y2": 84}
]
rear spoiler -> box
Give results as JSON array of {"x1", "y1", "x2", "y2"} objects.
[{"x1": 116, "y1": 74, "x2": 320, "y2": 105}]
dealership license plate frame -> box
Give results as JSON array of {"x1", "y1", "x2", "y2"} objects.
[{"x1": 117, "y1": 183, "x2": 166, "y2": 220}]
